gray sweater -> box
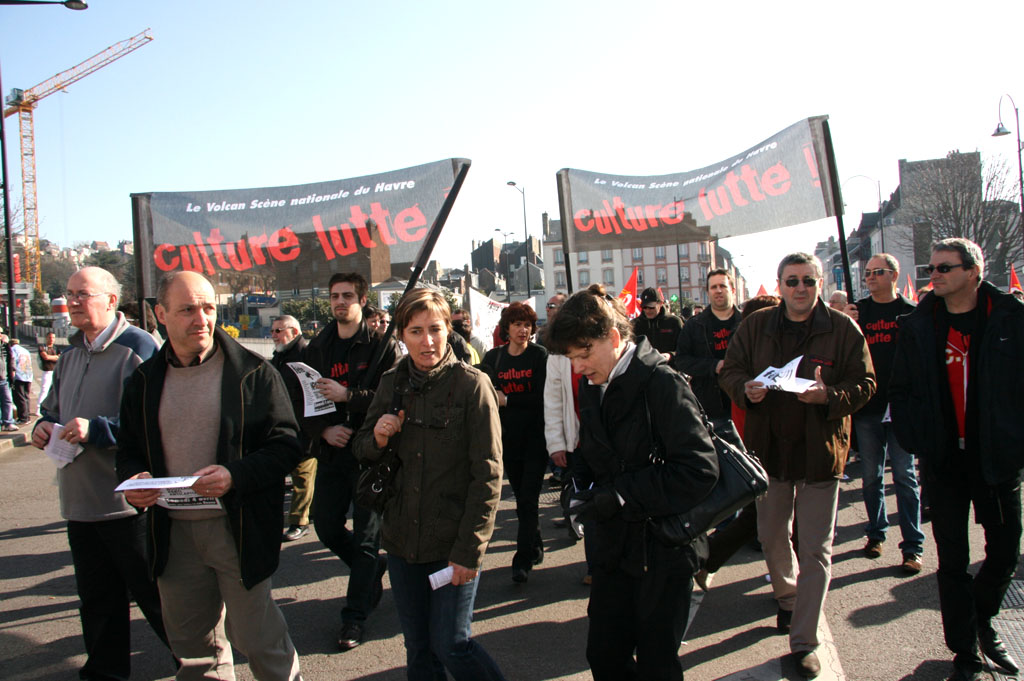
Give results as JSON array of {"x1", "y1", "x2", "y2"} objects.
[{"x1": 39, "y1": 313, "x2": 160, "y2": 521}]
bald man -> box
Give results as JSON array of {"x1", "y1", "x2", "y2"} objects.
[
  {"x1": 117, "y1": 271, "x2": 304, "y2": 680},
  {"x1": 31, "y1": 266, "x2": 170, "y2": 680}
]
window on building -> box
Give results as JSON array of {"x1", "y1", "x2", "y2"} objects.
[
  {"x1": 637, "y1": 269, "x2": 645, "y2": 285},
  {"x1": 632, "y1": 247, "x2": 643, "y2": 261},
  {"x1": 656, "y1": 267, "x2": 668, "y2": 285},
  {"x1": 603, "y1": 268, "x2": 615, "y2": 285},
  {"x1": 555, "y1": 248, "x2": 564, "y2": 264},
  {"x1": 680, "y1": 266, "x2": 690, "y2": 282},
  {"x1": 579, "y1": 270, "x2": 590, "y2": 286},
  {"x1": 556, "y1": 271, "x2": 566, "y2": 288},
  {"x1": 601, "y1": 249, "x2": 613, "y2": 262},
  {"x1": 655, "y1": 246, "x2": 666, "y2": 261},
  {"x1": 578, "y1": 251, "x2": 589, "y2": 263},
  {"x1": 677, "y1": 243, "x2": 689, "y2": 258}
]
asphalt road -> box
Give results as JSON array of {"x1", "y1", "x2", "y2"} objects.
[{"x1": 1, "y1": 428, "x2": 1019, "y2": 681}]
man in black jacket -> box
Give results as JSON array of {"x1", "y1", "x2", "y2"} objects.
[
  {"x1": 270, "y1": 315, "x2": 315, "y2": 542},
  {"x1": 632, "y1": 287, "x2": 683, "y2": 361},
  {"x1": 675, "y1": 268, "x2": 742, "y2": 445},
  {"x1": 117, "y1": 271, "x2": 303, "y2": 680},
  {"x1": 303, "y1": 272, "x2": 399, "y2": 651},
  {"x1": 890, "y1": 238, "x2": 1024, "y2": 681}
]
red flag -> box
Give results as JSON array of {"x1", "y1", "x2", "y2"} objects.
[
  {"x1": 904, "y1": 274, "x2": 918, "y2": 303},
  {"x1": 1010, "y1": 266, "x2": 1022, "y2": 293},
  {"x1": 657, "y1": 286, "x2": 666, "y2": 303},
  {"x1": 755, "y1": 284, "x2": 768, "y2": 297},
  {"x1": 618, "y1": 267, "x2": 641, "y2": 318},
  {"x1": 920, "y1": 281, "x2": 933, "y2": 294}
]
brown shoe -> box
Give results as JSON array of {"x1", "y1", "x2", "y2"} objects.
[
  {"x1": 902, "y1": 554, "x2": 923, "y2": 574},
  {"x1": 863, "y1": 538, "x2": 884, "y2": 558}
]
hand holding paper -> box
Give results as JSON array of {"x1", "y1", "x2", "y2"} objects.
[
  {"x1": 752, "y1": 355, "x2": 816, "y2": 394},
  {"x1": 797, "y1": 365, "x2": 829, "y2": 404}
]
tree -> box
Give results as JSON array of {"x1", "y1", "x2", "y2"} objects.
[
  {"x1": 282, "y1": 297, "x2": 331, "y2": 328},
  {"x1": 29, "y1": 288, "x2": 49, "y2": 317},
  {"x1": 897, "y1": 151, "x2": 1021, "y2": 287}
]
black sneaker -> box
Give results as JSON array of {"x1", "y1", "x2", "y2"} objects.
[
  {"x1": 337, "y1": 621, "x2": 364, "y2": 651},
  {"x1": 512, "y1": 567, "x2": 528, "y2": 583},
  {"x1": 282, "y1": 525, "x2": 309, "y2": 542}
]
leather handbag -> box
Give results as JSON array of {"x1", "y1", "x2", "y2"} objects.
[
  {"x1": 642, "y1": 393, "x2": 769, "y2": 547},
  {"x1": 355, "y1": 448, "x2": 400, "y2": 514}
]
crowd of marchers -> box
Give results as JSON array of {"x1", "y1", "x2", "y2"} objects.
[{"x1": 28, "y1": 235, "x2": 1024, "y2": 681}]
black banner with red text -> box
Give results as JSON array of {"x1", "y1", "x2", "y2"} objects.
[
  {"x1": 131, "y1": 158, "x2": 468, "y2": 297},
  {"x1": 556, "y1": 117, "x2": 836, "y2": 253}
]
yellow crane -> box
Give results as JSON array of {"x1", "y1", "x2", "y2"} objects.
[{"x1": 2, "y1": 28, "x2": 153, "y2": 289}]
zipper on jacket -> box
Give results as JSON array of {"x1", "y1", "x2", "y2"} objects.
[
  {"x1": 139, "y1": 371, "x2": 159, "y2": 582},
  {"x1": 236, "y1": 365, "x2": 260, "y2": 584}
]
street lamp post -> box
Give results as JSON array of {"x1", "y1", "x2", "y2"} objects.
[
  {"x1": 495, "y1": 229, "x2": 513, "y2": 302},
  {"x1": 506, "y1": 181, "x2": 531, "y2": 297},
  {"x1": 993, "y1": 94, "x2": 1024, "y2": 256},
  {"x1": 0, "y1": 0, "x2": 86, "y2": 333}
]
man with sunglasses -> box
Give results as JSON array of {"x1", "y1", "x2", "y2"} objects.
[
  {"x1": 270, "y1": 315, "x2": 316, "y2": 542},
  {"x1": 632, "y1": 287, "x2": 684, "y2": 362},
  {"x1": 720, "y1": 252, "x2": 875, "y2": 678},
  {"x1": 843, "y1": 254, "x2": 924, "y2": 573},
  {"x1": 890, "y1": 238, "x2": 1024, "y2": 681}
]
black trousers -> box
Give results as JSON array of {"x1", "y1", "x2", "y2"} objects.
[
  {"x1": 587, "y1": 540, "x2": 696, "y2": 681},
  {"x1": 12, "y1": 379, "x2": 30, "y2": 420},
  {"x1": 924, "y1": 459, "x2": 1022, "y2": 665},
  {"x1": 503, "y1": 449, "x2": 547, "y2": 571},
  {"x1": 67, "y1": 514, "x2": 170, "y2": 681},
  {"x1": 313, "y1": 447, "x2": 382, "y2": 624}
]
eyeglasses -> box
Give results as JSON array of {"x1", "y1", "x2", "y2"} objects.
[
  {"x1": 864, "y1": 268, "x2": 894, "y2": 278},
  {"x1": 64, "y1": 290, "x2": 110, "y2": 302},
  {"x1": 783, "y1": 277, "x2": 819, "y2": 288},
  {"x1": 545, "y1": 303, "x2": 559, "y2": 310},
  {"x1": 925, "y1": 263, "x2": 971, "y2": 275},
  {"x1": 270, "y1": 328, "x2": 285, "y2": 334},
  {"x1": 642, "y1": 305, "x2": 658, "y2": 310}
]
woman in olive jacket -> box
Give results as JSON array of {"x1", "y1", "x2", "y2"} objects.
[
  {"x1": 546, "y1": 285, "x2": 718, "y2": 681},
  {"x1": 353, "y1": 289, "x2": 506, "y2": 681}
]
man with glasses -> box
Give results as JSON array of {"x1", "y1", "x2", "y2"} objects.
[
  {"x1": 721, "y1": 252, "x2": 875, "y2": 678},
  {"x1": 30, "y1": 266, "x2": 171, "y2": 680},
  {"x1": 303, "y1": 272, "x2": 399, "y2": 651},
  {"x1": 890, "y1": 238, "x2": 1024, "y2": 681},
  {"x1": 843, "y1": 254, "x2": 924, "y2": 573},
  {"x1": 632, "y1": 287, "x2": 684, "y2": 362},
  {"x1": 270, "y1": 315, "x2": 317, "y2": 542}
]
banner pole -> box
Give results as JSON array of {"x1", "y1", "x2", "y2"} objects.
[
  {"x1": 555, "y1": 170, "x2": 575, "y2": 294},
  {"x1": 822, "y1": 121, "x2": 854, "y2": 296},
  {"x1": 361, "y1": 159, "x2": 471, "y2": 384}
]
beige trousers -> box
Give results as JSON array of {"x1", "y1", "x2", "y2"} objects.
[
  {"x1": 158, "y1": 517, "x2": 301, "y2": 681},
  {"x1": 756, "y1": 476, "x2": 839, "y2": 653},
  {"x1": 287, "y1": 457, "x2": 317, "y2": 526}
]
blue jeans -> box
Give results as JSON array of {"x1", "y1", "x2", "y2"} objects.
[
  {"x1": 854, "y1": 413, "x2": 925, "y2": 555},
  {"x1": 0, "y1": 379, "x2": 14, "y2": 426},
  {"x1": 387, "y1": 556, "x2": 507, "y2": 681}
]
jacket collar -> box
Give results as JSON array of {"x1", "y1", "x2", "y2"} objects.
[
  {"x1": 763, "y1": 297, "x2": 833, "y2": 338},
  {"x1": 308, "y1": 318, "x2": 372, "y2": 351},
  {"x1": 600, "y1": 336, "x2": 664, "y2": 406},
  {"x1": 69, "y1": 311, "x2": 130, "y2": 353}
]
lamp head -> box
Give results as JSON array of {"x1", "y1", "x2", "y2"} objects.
[{"x1": 993, "y1": 122, "x2": 1011, "y2": 137}]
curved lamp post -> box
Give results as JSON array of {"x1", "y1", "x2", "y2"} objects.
[
  {"x1": 506, "y1": 181, "x2": 531, "y2": 297},
  {"x1": 992, "y1": 94, "x2": 1024, "y2": 255}
]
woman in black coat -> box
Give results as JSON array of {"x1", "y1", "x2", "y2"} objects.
[{"x1": 546, "y1": 285, "x2": 718, "y2": 681}]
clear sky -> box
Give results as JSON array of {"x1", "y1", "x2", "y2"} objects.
[{"x1": 2, "y1": 0, "x2": 1022, "y2": 291}]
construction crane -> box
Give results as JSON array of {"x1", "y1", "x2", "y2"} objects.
[{"x1": 2, "y1": 28, "x2": 153, "y2": 290}]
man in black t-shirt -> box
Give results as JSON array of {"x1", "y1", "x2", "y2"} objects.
[
  {"x1": 632, "y1": 287, "x2": 683, "y2": 361},
  {"x1": 675, "y1": 268, "x2": 742, "y2": 446},
  {"x1": 302, "y1": 272, "x2": 399, "y2": 651}
]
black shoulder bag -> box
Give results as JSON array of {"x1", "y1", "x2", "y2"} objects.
[
  {"x1": 355, "y1": 389, "x2": 404, "y2": 514},
  {"x1": 643, "y1": 392, "x2": 769, "y2": 546}
]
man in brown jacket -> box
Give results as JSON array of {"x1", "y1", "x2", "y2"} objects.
[{"x1": 720, "y1": 252, "x2": 875, "y2": 679}]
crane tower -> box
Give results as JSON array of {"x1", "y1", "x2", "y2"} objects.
[{"x1": 2, "y1": 28, "x2": 153, "y2": 290}]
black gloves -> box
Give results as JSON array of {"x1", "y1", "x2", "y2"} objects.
[{"x1": 570, "y1": 484, "x2": 622, "y2": 523}]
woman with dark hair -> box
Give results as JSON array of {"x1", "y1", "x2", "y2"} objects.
[
  {"x1": 353, "y1": 288, "x2": 506, "y2": 681},
  {"x1": 546, "y1": 284, "x2": 717, "y2": 681},
  {"x1": 481, "y1": 302, "x2": 548, "y2": 583}
]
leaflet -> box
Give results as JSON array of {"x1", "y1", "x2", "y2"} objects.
[
  {"x1": 287, "y1": 362, "x2": 338, "y2": 417},
  {"x1": 753, "y1": 355, "x2": 816, "y2": 394},
  {"x1": 429, "y1": 566, "x2": 454, "y2": 590},
  {"x1": 44, "y1": 424, "x2": 83, "y2": 469},
  {"x1": 114, "y1": 476, "x2": 223, "y2": 511}
]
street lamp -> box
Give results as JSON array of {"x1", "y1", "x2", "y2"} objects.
[
  {"x1": 992, "y1": 93, "x2": 1024, "y2": 256},
  {"x1": 495, "y1": 229, "x2": 513, "y2": 302},
  {"x1": 0, "y1": 0, "x2": 87, "y2": 334},
  {"x1": 506, "y1": 181, "x2": 531, "y2": 297}
]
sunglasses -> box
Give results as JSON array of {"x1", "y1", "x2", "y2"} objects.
[
  {"x1": 783, "y1": 277, "x2": 819, "y2": 288},
  {"x1": 864, "y1": 268, "x2": 893, "y2": 278},
  {"x1": 545, "y1": 303, "x2": 559, "y2": 309},
  {"x1": 642, "y1": 304, "x2": 658, "y2": 310},
  {"x1": 925, "y1": 263, "x2": 971, "y2": 275}
]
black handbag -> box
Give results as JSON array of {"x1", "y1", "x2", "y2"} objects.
[
  {"x1": 355, "y1": 448, "x2": 400, "y2": 514},
  {"x1": 643, "y1": 393, "x2": 769, "y2": 547}
]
